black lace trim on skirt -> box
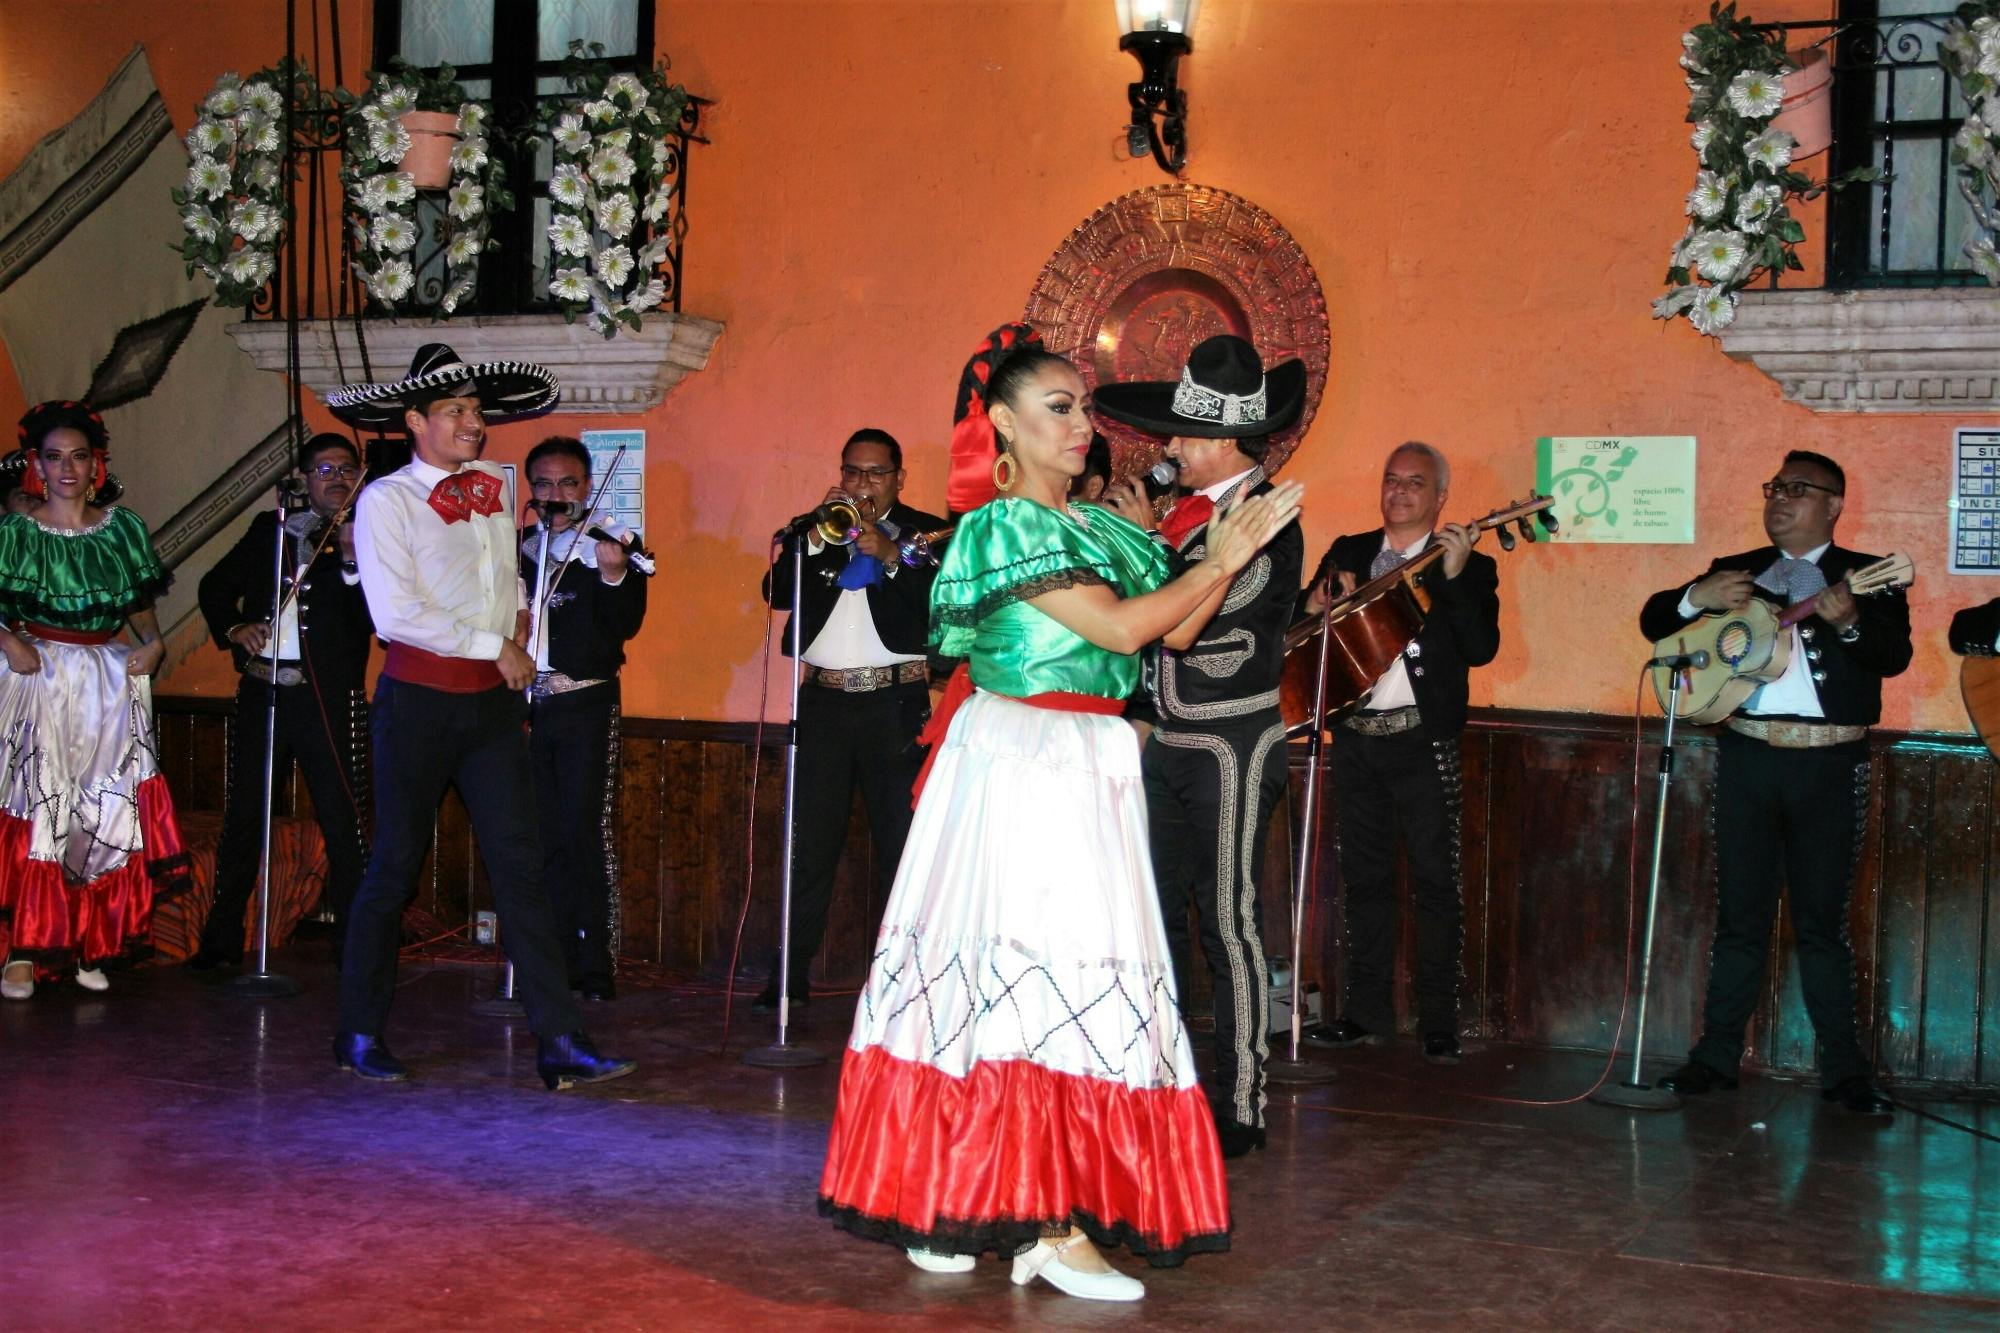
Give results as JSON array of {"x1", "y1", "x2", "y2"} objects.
[{"x1": 816, "y1": 1197, "x2": 1230, "y2": 1270}]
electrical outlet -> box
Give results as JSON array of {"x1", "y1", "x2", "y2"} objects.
[{"x1": 474, "y1": 910, "x2": 497, "y2": 946}]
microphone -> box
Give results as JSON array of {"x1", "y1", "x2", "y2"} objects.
[
  {"x1": 1141, "y1": 459, "x2": 1178, "y2": 500},
  {"x1": 528, "y1": 499, "x2": 583, "y2": 521},
  {"x1": 1646, "y1": 650, "x2": 1711, "y2": 670}
]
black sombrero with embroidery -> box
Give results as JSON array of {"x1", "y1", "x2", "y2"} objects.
[
  {"x1": 1092, "y1": 334, "x2": 1306, "y2": 439},
  {"x1": 324, "y1": 342, "x2": 561, "y2": 428}
]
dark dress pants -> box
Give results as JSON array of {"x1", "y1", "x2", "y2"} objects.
[
  {"x1": 531, "y1": 681, "x2": 620, "y2": 990},
  {"x1": 201, "y1": 675, "x2": 368, "y2": 960},
  {"x1": 1144, "y1": 715, "x2": 1287, "y2": 1132},
  {"x1": 1330, "y1": 726, "x2": 1465, "y2": 1037},
  {"x1": 777, "y1": 680, "x2": 928, "y2": 991},
  {"x1": 339, "y1": 679, "x2": 583, "y2": 1040},
  {"x1": 1690, "y1": 729, "x2": 1872, "y2": 1087}
]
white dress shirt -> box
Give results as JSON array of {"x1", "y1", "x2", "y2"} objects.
[
  {"x1": 354, "y1": 458, "x2": 525, "y2": 662},
  {"x1": 1675, "y1": 541, "x2": 1829, "y2": 718},
  {"x1": 1197, "y1": 466, "x2": 1258, "y2": 507},
  {"x1": 799, "y1": 532, "x2": 921, "y2": 670},
  {"x1": 1365, "y1": 531, "x2": 1432, "y2": 712}
]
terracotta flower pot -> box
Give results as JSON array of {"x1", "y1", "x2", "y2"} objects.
[
  {"x1": 1772, "y1": 46, "x2": 1832, "y2": 161},
  {"x1": 398, "y1": 110, "x2": 460, "y2": 189}
]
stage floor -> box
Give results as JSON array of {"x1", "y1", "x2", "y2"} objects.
[{"x1": 8, "y1": 953, "x2": 2000, "y2": 1331}]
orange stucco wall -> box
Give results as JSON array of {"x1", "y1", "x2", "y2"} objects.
[{"x1": 0, "y1": 0, "x2": 1985, "y2": 731}]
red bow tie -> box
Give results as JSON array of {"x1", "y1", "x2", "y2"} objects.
[
  {"x1": 427, "y1": 470, "x2": 503, "y2": 524},
  {"x1": 1159, "y1": 494, "x2": 1215, "y2": 548}
]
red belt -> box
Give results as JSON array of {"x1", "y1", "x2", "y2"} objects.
[
  {"x1": 382, "y1": 642, "x2": 505, "y2": 693},
  {"x1": 909, "y1": 664, "x2": 1125, "y2": 807},
  {"x1": 18, "y1": 622, "x2": 116, "y2": 646}
]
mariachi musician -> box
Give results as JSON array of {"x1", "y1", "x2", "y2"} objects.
[
  {"x1": 189, "y1": 432, "x2": 373, "y2": 971},
  {"x1": 1638, "y1": 449, "x2": 1907, "y2": 1116},
  {"x1": 1297, "y1": 441, "x2": 1497, "y2": 1065},
  {"x1": 1096, "y1": 334, "x2": 1306, "y2": 1159}
]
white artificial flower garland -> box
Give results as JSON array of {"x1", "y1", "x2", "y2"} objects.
[
  {"x1": 544, "y1": 49, "x2": 690, "y2": 338},
  {"x1": 341, "y1": 76, "x2": 503, "y2": 314},
  {"x1": 1939, "y1": 6, "x2": 2000, "y2": 283},
  {"x1": 174, "y1": 67, "x2": 302, "y2": 308}
]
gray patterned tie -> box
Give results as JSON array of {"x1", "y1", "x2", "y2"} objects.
[
  {"x1": 1755, "y1": 555, "x2": 1828, "y2": 604},
  {"x1": 1370, "y1": 546, "x2": 1407, "y2": 581}
]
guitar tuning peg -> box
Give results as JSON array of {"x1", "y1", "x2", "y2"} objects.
[
  {"x1": 1540, "y1": 509, "x2": 1560, "y2": 535},
  {"x1": 1495, "y1": 524, "x2": 1517, "y2": 552},
  {"x1": 1517, "y1": 517, "x2": 1537, "y2": 544}
]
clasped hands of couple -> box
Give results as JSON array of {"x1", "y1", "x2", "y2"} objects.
[{"x1": 1099, "y1": 478, "x2": 1306, "y2": 581}]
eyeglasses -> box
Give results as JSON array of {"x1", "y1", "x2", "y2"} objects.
[
  {"x1": 1761, "y1": 479, "x2": 1841, "y2": 500},
  {"x1": 310, "y1": 463, "x2": 360, "y2": 480},
  {"x1": 840, "y1": 465, "x2": 897, "y2": 482}
]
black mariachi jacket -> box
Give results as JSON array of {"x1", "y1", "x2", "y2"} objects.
[
  {"x1": 1950, "y1": 598, "x2": 2000, "y2": 656},
  {"x1": 521, "y1": 528, "x2": 648, "y2": 680},
  {"x1": 1638, "y1": 544, "x2": 1912, "y2": 726},
  {"x1": 1303, "y1": 528, "x2": 1501, "y2": 736},
  {"x1": 197, "y1": 509, "x2": 373, "y2": 691},
  {"x1": 1150, "y1": 469, "x2": 1304, "y2": 730},
  {"x1": 761, "y1": 500, "x2": 945, "y2": 659}
]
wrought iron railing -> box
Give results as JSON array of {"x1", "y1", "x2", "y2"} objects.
[{"x1": 1751, "y1": 9, "x2": 1985, "y2": 289}]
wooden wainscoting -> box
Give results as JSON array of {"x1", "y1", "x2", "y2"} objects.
[{"x1": 154, "y1": 698, "x2": 2000, "y2": 1089}]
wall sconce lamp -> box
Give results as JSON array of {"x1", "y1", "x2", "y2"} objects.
[{"x1": 1117, "y1": 0, "x2": 1198, "y2": 175}]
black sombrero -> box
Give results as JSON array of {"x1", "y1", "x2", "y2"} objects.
[
  {"x1": 324, "y1": 342, "x2": 561, "y2": 429},
  {"x1": 1093, "y1": 334, "x2": 1305, "y2": 439}
]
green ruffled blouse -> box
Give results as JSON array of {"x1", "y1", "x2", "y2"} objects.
[
  {"x1": 931, "y1": 497, "x2": 1171, "y2": 699},
  {"x1": 0, "y1": 506, "x2": 169, "y2": 632}
]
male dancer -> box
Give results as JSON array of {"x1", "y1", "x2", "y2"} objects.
[
  {"x1": 189, "y1": 433, "x2": 372, "y2": 970},
  {"x1": 1639, "y1": 450, "x2": 1907, "y2": 1115},
  {"x1": 326, "y1": 344, "x2": 633, "y2": 1090},
  {"x1": 522, "y1": 436, "x2": 648, "y2": 1001},
  {"x1": 1097, "y1": 334, "x2": 1307, "y2": 1158},
  {"x1": 1298, "y1": 442, "x2": 1498, "y2": 1063}
]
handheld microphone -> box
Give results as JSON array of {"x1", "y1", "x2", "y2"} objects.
[
  {"x1": 1141, "y1": 459, "x2": 1178, "y2": 500},
  {"x1": 1646, "y1": 650, "x2": 1711, "y2": 670}
]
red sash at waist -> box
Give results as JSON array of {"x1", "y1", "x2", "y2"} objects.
[
  {"x1": 382, "y1": 641, "x2": 505, "y2": 693},
  {"x1": 910, "y1": 664, "x2": 1126, "y2": 807},
  {"x1": 17, "y1": 622, "x2": 116, "y2": 646}
]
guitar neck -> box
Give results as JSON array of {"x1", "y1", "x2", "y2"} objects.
[{"x1": 1776, "y1": 579, "x2": 1846, "y2": 630}]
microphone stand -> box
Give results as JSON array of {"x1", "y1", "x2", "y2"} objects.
[
  {"x1": 233, "y1": 485, "x2": 304, "y2": 999},
  {"x1": 1590, "y1": 658, "x2": 1684, "y2": 1110},
  {"x1": 745, "y1": 524, "x2": 827, "y2": 1069},
  {"x1": 1268, "y1": 607, "x2": 1337, "y2": 1086}
]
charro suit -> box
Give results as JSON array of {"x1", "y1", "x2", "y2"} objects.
[
  {"x1": 1305, "y1": 530, "x2": 1500, "y2": 1038},
  {"x1": 1640, "y1": 544, "x2": 1910, "y2": 1085},
  {"x1": 1144, "y1": 467, "x2": 1302, "y2": 1135},
  {"x1": 194, "y1": 509, "x2": 373, "y2": 962}
]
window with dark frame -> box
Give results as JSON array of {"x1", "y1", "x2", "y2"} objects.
[
  {"x1": 1824, "y1": 1, "x2": 1986, "y2": 287},
  {"x1": 371, "y1": 0, "x2": 655, "y2": 315}
]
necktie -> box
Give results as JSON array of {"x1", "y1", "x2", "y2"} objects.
[
  {"x1": 1755, "y1": 555, "x2": 1828, "y2": 604},
  {"x1": 427, "y1": 471, "x2": 503, "y2": 524},
  {"x1": 1159, "y1": 494, "x2": 1215, "y2": 548},
  {"x1": 1369, "y1": 546, "x2": 1408, "y2": 581}
]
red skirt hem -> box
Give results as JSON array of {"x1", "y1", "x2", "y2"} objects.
[{"x1": 818, "y1": 1045, "x2": 1231, "y2": 1264}]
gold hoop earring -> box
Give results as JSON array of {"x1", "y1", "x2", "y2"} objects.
[{"x1": 992, "y1": 450, "x2": 1017, "y2": 492}]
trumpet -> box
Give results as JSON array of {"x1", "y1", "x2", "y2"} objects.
[
  {"x1": 896, "y1": 524, "x2": 954, "y2": 568},
  {"x1": 811, "y1": 497, "x2": 864, "y2": 545}
]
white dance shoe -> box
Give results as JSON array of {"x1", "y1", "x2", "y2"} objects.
[
  {"x1": 905, "y1": 1247, "x2": 976, "y2": 1273},
  {"x1": 1010, "y1": 1234, "x2": 1144, "y2": 1302},
  {"x1": 1, "y1": 959, "x2": 33, "y2": 1000},
  {"x1": 74, "y1": 967, "x2": 109, "y2": 992}
]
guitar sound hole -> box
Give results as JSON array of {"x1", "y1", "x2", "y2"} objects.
[{"x1": 1717, "y1": 622, "x2": 1751, "y2": 666}]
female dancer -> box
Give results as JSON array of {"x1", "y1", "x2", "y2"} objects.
[
  {"x1": 817, "y1": 326, "x2": 1303, "y2": 1301},
  {"x1": 0, "y1": 401, "x2": 188, "y2": 999}
]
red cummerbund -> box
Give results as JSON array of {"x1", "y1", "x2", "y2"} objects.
[{"x1": 382, "y1": 641, "x2": 504, "y2": 693}]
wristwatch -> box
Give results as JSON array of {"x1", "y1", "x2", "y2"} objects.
[{"x1": 1838, "y1": 623, "x2": 1861, "y2": 643}]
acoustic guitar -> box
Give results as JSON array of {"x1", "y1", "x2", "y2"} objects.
[
  {"x1": 1279, "y1": 494, "x2": 1557, "y2": 736},
  {"x1": 1648, "y1": 553, "x2": 1915, "y2": 724},
  {"x1": 1961, "y1": 656, "x2": 2000, "y2": 760}
]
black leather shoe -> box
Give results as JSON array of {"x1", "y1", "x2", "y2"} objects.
[
  {"x1": 184, "y1": 946, "x2": 242, "y2": 972},
  {"x1": 1822, "y1": 1074, "x2": 1894, "y2": 1116},
  {"x1": 1658, "y1": 1060, "x2": 1738, "y2": 1094},
  {"x1": 1214, "y1": 1118, "x2": 1267, "y2": 1159},
  {"x1": 332, "y1": 1032, "x2": 410, "y2": 1082},
  {"x1": 538, "y1": 1031, "x2": 637, "y2": 1090},
  {"x1": 1300, "y1": 1018, "x2": 1383, "y2": 1049},
  {"x1": 1422, "y1": 1031, "x2": 1463, "y2": 1065},
  {"x1": 751, "y1": 980, "x2": 808, "y2": 1011},
  {"x1": 579, "y1": 978, "x2": 616, "y2": 1003}
]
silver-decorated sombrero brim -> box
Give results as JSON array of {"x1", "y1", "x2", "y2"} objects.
[{"x1": 324, "y1": 359, "x2": 561, "y2": 428}]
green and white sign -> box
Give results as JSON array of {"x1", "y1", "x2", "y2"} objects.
[{"x1": 1533, "y1": 436, "x2": 1696, "y2": 543}]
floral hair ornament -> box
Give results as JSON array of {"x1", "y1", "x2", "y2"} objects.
[
  {"x1": 16, "y1": 400, "x2": 111, "y2": 499},
  {"x1": 947, "y1": 322, "x2": 1043, "y2": 515}
]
